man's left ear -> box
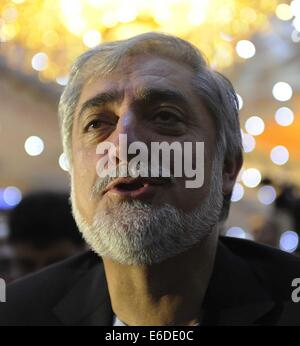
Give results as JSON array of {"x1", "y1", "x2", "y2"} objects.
[{"x1": 222, "y1": 152, "x2": 243, "y2": 195}]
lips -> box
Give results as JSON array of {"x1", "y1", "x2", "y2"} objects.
[{"x1": 102, "y1": 176, "x2": 169, "y2": 198}]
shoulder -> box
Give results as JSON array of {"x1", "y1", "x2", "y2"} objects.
[
  {"x1": 220, "y1": 236, "x2": 300, "y2": 301},
  {"x1": 220, "y1": 236, "x2": 300, "y2": 270},
  {"x1": 0, "y1": 250, "x2": 99, "y2": 325}
]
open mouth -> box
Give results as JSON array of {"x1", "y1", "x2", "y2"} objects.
[
  {"x1": 103, "y1": 177, "x2": 170, "y2": 198},
  {"x1": 115, "y1": 180, "x2": 146, "y2": 191}
]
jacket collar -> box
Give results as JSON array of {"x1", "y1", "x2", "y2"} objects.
[
  {"x1": 53, "y1": 238, "x2": 276, "y2": 326},
  {"x1": 202, "y1": 239, "x2": 276, "y2": 325},
  {"x1": 53, "y1": 253, "x2": 113, "y2": 326}
]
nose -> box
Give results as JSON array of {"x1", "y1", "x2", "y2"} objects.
[
  {"x1": 108, "y1": 110, "x2": 143, "y2": 165},
  {"x1": 116, "y1": 111, "x2": 140, "y2": 143}
]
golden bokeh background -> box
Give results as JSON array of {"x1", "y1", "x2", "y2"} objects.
[{"x1": 0, "y1": 0, "x2": 283, "y2": 79}]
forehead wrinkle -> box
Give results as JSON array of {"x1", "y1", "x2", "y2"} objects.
[
  {"x1": 76, "y1": 58, "x2": 196, "y2": 120},
  {"x1": 133, "y1": 86, "x2": 191, "y2": 108}
]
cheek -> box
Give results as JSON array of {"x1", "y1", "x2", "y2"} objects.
[
  {"x1": 173, "y1": 179, "x2": 210, "y2": 213},
  {"x1": 174, "y1": 139, "x2": 215, "y2": 212},
  {"x1": 72, "y1": 143, "x2": 99, "y2": 223}
]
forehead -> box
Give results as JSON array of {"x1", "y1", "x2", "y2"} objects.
[{"x1": 78, "y1": 55, "x2": 196, "y2": 104}]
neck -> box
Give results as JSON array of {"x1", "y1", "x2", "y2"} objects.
[{"x1": 103, "y1": 228, "x2": 218, "y2": 326}]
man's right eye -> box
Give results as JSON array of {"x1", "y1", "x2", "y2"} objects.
[
  {"x1": 86, "y1": 119, "x2": 102, "y2": 131},
  {"x1": 84, "y1": 119, "x2": 113, "y2": 132}
]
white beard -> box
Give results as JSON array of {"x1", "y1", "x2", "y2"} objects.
[{"x1": 70, "y1": 156, "x2": 223, "y2": 265}]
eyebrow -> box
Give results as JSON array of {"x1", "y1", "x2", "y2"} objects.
[
  {"x1": 77, "y1": 87, "x2": 191, "y2": 118},
  {"x1": 78, "y1": 90, "x2": 123, "y2": 118}
]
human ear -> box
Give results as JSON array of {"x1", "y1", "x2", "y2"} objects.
[{"x1": 222, "y1": 152, "x2": 243, "y2": 196}]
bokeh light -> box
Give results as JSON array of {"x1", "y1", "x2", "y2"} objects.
[
  {"x1": 56, "y1": 75, "x2": 69, "y2": 86},
  {"x1": 242, "y1": 168, "x2": 262, "y2": 188},
  {"x1": 290, "y1": 0, "x2": 300, "y2": 16},
  {"x1": 275, "y1": 107, "x2": 294, "y2": 126},
  {"x1": 0, "y1": 186, "x2": 22, "y2": 209},
  {"x1": 3, "y1": 186, "x2": 22, "y2": 207},
  {"x1": 291, "y1": 29, "x2": 300, "y2": 42},
  {"x1": 280, "y1": 231, "x2": 299, "y2": 253},
  {"x1": 235, "y1": 40, "x2": 256, "y2": 59},
  {"x1": 226, "y1": 227, "x2": 253, "y2": 240},
  {"x1": 117, "y1": 5, "x2": 138, "y2": 23},
  {"x1": 245, "y1": 116, "x2": 265, "y2": 136},
  {"x1": 272, "y1": 82, "x2": 293, "y2": 101},
  {"x1": 270, "y1": 145, "x2": 289, "y2": 165},
  {"x1": 24, "y1": 136, "x2": 44, "y2": 156},
  {"x1": 231, "y1": 182, "x2": 245, "y2": 202},
  {"x1": 58, "y1": 153, "x2": 70, "y2": 172},
  {"x1": 236, "y1": 93, "x2": 243, "y2": 110},
  {"x1": 83, "y1": 30, "x2": 101, "y2": 48},
  {"x1": 242, "y1": 133, "x2": 256, "y2": 153},
  {"x1": 257, "y1": 185, "x2": 276, "y2": 205},
  {"x1": 226, "y1": 226, "x2": 246, "y2": 238},
  {"x1": 293, "y1": 17, "x2": 300, "y2": 31},
  {"x1": 275, "y1": 3, "x2": 293, "y2": 21},
  {"x1": 31, "y1": 52, "x2": 49, "y2": 71}
]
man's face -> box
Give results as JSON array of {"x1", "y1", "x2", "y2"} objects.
[
  {"x1": 70, "y1": 55, "x2": 223, "y2": 265},
  {"x1": 72, "y1": 56, "x2": 216, "y2": 221}
]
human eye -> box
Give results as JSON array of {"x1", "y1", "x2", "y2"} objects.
[
  {"x1": 83, "y1": 114, "x2": 116, "y2": 133},
  {"x1": 85, "y1": 119, "x2": 105, "y2": 132},
  {"x1": 152, "y1": 108, "x2": 183, "y2": 125}
]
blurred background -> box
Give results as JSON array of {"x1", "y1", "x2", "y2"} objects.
[{"x1": 0, "y1": 0, "x2": 300, "y2": 282}]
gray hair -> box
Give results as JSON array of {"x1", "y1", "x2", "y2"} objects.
[{"x1": 59, "y1": 31, "x2": 243, "y2": 220}]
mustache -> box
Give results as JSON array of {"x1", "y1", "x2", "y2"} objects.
[{"x1": 91, "y1": 165, "x2": 175, "y2": 198}]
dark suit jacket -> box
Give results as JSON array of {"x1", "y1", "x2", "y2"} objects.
[{"x1": 1, "y1": 236, "x2": 300, "y2": 326}]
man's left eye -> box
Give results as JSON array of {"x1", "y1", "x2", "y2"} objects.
[{"x1": 153, "y1": 110, "x2": 182, "y2": 124}]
